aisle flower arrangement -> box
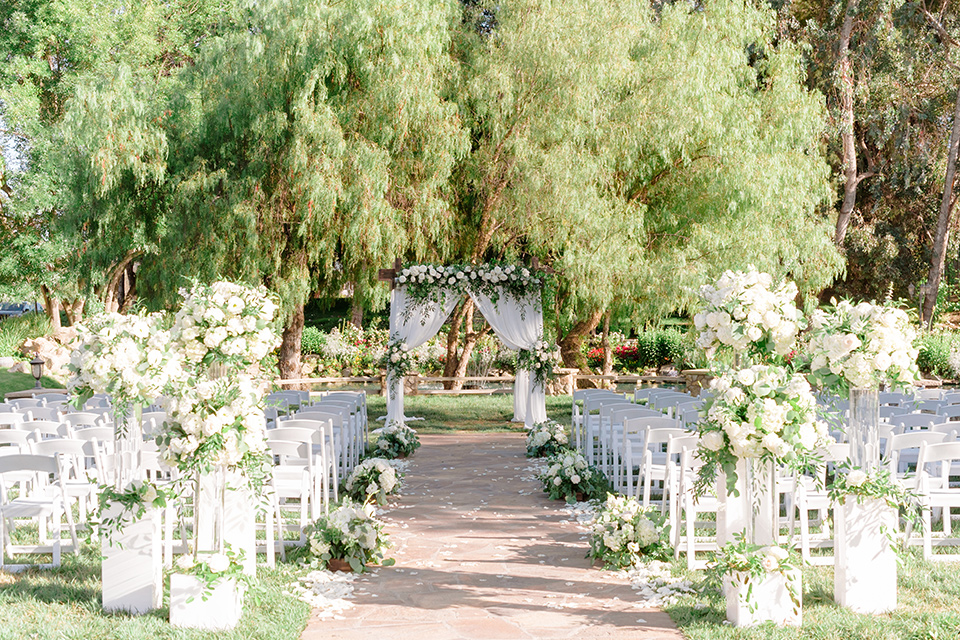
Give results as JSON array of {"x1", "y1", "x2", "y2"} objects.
[
  {"x1": 807, "y1": 300, "x2": 919, "y2": 394},
  {"x1": 525, "y1": 420, "x2": 569, "y2": 458},
  {"x1": 97, "y1": 479, "x2": 168, "y2": 539},
  {"x1": 539, "y1": 451, "x2": 609, "y2": 503},
  {"x1": 174, "y1": 546, "x2": 250, "y2": 597},
  {"x1": 343, "y1": 458, "x2": 400, "y2": 505},
  {"x1": 372, "y1": 421, "x2": 421, "y2": 458},
  {"x1": 517, "y1": 339, "x2": 560, "y2": 386},
  {"x1": 709, "y1": 534, "x2": 801, "y2": 614},
  {"x1": 694, "y1": 267, "x2": 804, "y2": 362},
  {"x1": 305, "y1": 500, "x2": 394, "y2": 573},
  {"x1": 588, "y1": 494, "x2": 669, "y2": 568},
  {"x1": 828, "y1": 462, "x2": 920, "y2": 515},
  {"x1": 695, "y1": 365, "x2": 831, "y2": 494}
]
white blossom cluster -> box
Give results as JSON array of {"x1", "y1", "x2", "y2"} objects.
[
  {"x1": 396, "y1": 263, "x2": 536, "y2": 287},
  {"x1": 589, "y1": 494, "x2": 661, "y2": 566},
  {"x1": 382, "y1": 339, "x2": 413, "y2": 377},
  {"x1": 525, "y1": 420, "x2": 569, "y2": 457},
  {"x1": 373, "y1": 421, "x2": 421, "y2": 457},
  {"x1": 694, "y1": 267, "x2": 802, "y2": 359},
  {"x1": 807, "y1": 300, "x2": 919, "y2": 392},
  {"x1": 169, "y1": 281, "x2": 279, "y2": 373},
  {"x1": 518, "y1": 339, "x2": 560, "y2": 387},
  {"x1": 176, "y1": 550, "x2": 234, "y2": 574},
  {"x1": 540, "y1": 451, "x2": 594, "y2": 502},
  {"x1": 160, "y1": 374, "x2": 268, "y2": 468},
  {"x1": 309, "y1": 501, "x2": 386, "y2": 557},
  {"x1": 68, "y1": 312, "x2": 182, "y2": 411},
  {"x1": 344, "y1": 458, "x2": 400, "y2": 505},
  {"x1": 698, "y1": 365, "x2": 830, "y2": 461}
]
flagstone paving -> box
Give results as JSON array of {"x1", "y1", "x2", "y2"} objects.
[{"x1": 300, "y1": 433, "x2": 687, "y2": 640}]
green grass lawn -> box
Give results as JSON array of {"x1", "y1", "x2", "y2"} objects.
[
  {"x1": 364, "y1": 393, "x2": 572, "y2": 433},
  {"x1": 0, "y1": 369, "x2": 64, "y2": 398}
]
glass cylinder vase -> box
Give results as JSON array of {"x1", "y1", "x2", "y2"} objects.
[
  {"x1": 847, "y1": 387, "x2": 880, "y2": 469},
  {"x1": 114, "y1": 403, "x2": 143, "y2": 490}
]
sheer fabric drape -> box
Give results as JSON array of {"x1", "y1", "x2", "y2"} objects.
[
  {"x1": 469, "y1": 291, "x2": 547, "y2": 426},
  {"x1": 385, "y1": 287, "x2": 460, "y2": 422}
]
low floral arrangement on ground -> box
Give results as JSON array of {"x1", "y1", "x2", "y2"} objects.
[
  {"x1": 97, "y1": 479, "x2": 168, "y2": 540},
  {"x1": 343, "y1": 458, "x2": 400, "y2": 505},
  {"x1": 517, "y1": 339, "x2": 560, "y2": 387},
  {"x1": 806, "y1": 299, "x2": 919, "y2": 395},
  {"x1": 305, "y1": 500, "x2": 394, "y2": 573},
  {"x1": 588, "y1": 494, "x2": 670, "y2": 568},
  {"x1": 372, "y1": 421, "x2": 421, "y2": 458},
  {"x1": 708, "y1": 534, "x2": 801, "y2": 613},
  {"x1": 694, "y1": 266, "x2": 803, "y2": 363},
  {"x1": 526, "y1": 420, "x2": 569, "y2": 458},
  {"x1": 539, "y1": 451, "x2": 609, "y2": 503},
  {"x1": 695, "y1": 364, "x2": 831, "y2": 495}
]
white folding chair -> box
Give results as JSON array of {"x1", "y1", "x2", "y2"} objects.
[
  {"x1": 0, "y1": 454, "x2": 79, "y2": 571},
  {"x1": 29, "y1": 439, "x2": 99, "y2": 524},
  {"x1": 640, "y1": 426, "x2": 692, "y2": 509},
  {"x1": 268, "y1": 423, "x2": 335, "y2": 518},
  {"x1": 792, "y1": 443, "x2": 850, "y2": 565},
  {"x1": 265, "y1": 439, "x2": 312, "y2": 561},
  {"x1": 916, "y1": 441, "x2": 960, "y2": 561}
]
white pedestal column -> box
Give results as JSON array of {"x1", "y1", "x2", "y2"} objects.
[
  {"x1": 101, "y1": 503, "x2": 162, "y2": 614},
  {"x1": 169, "y1": 574, "x2": 244, "y2": 631},
  {"x1": 196, "y1": 469, "x2": 256, "y2": 576},
  {"x1": 718, "y1": 457, "x2": 778, "y2": 546},
  {"x1": 724, "y1": 569, "x2": 802, "y2": 627},
  {"x1": 834, "y1": 498, "x2": 898, "y2": 614}
]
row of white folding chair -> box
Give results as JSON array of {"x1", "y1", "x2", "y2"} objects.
[
  {"x1": 915, "y1": 441, "x2": 960, "y2": 561},
  {"x1": 0, "y1": 453, "x2": 80, "y2": 571},
  {"x1": 290, "y1": 404, "x2": 361, "y2": 475},
  {"x1": 587, "y1": 396, "x2": 633, "y2": 470},
  {"x1": 268, "y1": 420, "x2": 339, "y2": 518},
  {"x1": 322, "y1": 392, "x2": 368, "y2": 439},
  {"x1": 600, "y1": 405, "x2": 660, "y2": 482},
  {"x1": 618, "y1": 417, "x2": 686, "y2": 501},
  {"x1": 571, "y1": 389, "x2": 624, "y2": 452}
]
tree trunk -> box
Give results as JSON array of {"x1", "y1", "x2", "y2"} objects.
[
  {"x1": 349, "y1": 290, "x2": 363, "y2": 329},
  {"x1": 443, "y1": 298, "x2": 470, "y2": 389},
  {"x1": 63, "y1": 298, "x2": 85, "y2": 326},
  {"x1": 40, "y1": 285, "x2": 61, "y2": 333},
  {"x1": 279, "y1": 303, "x2": 304, "y2": 386},
  {"x1": 601, "y1": 310, "x2": 613, "y2": 388},
  {"x1": 558, "y1": 308, "x2": 604, "y2": 374},
  {"x1": 834, "y1": 0, "x2": 860, "y2": 247},
  {"x1": 102, "y1": 251, "x2": 137, "y2": 313},
  {"x1": 922, "y1": 85, "x2": 960, "y2": 328}
]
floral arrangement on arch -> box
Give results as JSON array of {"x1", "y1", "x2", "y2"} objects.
[
  {"x1": 525, "y1": 420, "x2": 569, "y2": 458},
  {"x1": 395, "y1": 262, "x2": 547, "y2": 310},
  {"x1": 517, "y1": 339, "x2": 560, "y2": 387},
  {"x1": 343, "y1": 458, "x2": 401, "y2": 505},
  {"x1": 381, "y1": 338, "x2": 414, "y2": 396},
  {"x1": 305, "y1": 500, "x2": 395, "y2": 573},
  {"x1": 695, "y1": 365, "x2": 831, "y2": 495},
  {"x1": 806, "y1": 300, "x2": 919, "y2": 395},
  {"x1": 67, "y1": 312, "x2": 182, "y2": 421},
  {"x1": 694, "y1": 266, "x2": 804, "y2": 363},
  {"x1": 539, "y1": 450, "x2": 609, "y2": 503},
  {"x1": 708, "y1": 534, "x2": 801, "y2": 613},
  {"x1": 588, "y1": 494, "x2": 670, "y2": 568},
  {"x1": 372, "y1": 421, "x2": 421, "y2": 458}
]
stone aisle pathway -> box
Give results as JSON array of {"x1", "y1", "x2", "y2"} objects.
[{"x1": 300, "y1": 433, "x2": 687, "y2": 640}]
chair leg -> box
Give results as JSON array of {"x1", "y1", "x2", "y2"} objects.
[{"x1": 923, "y1": 505, "x2": 932, "y2": 561}]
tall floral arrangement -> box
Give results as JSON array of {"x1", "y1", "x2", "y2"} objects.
[
  {"x1": 160, "y1": 280, "x2": 280, "y2": 482},
  {"x1": 807, "y1": 300, "x2": 919, "y2": 395},
  {"x1": 696, "y1": 365, "x2": 831, "y2": 495},
  {"x1": 68, "y1": 312, "x2": 182, "y2": 420},
  {"x1": 517, "y1": 339, "x2": 559, "y2": 387},
  {"x1": 381, "y1": 338, "x2": 414, "y2": 398},
  {"x1": 694, "y1": 267, "x2": 804, "y2": 363}
]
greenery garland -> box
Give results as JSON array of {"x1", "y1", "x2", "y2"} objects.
[{"x1": 395, "y1": 262, "x2": 551, "y2": 316}]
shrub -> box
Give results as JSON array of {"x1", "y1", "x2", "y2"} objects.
[
  {"x1": 636, "y1": 332, "x2": 658, "y2": 369},
  {"x1": 0, "y1": 313, "x2": 52, "y2": 359},
  {"x1": 301, "y1": 325, "x2": 325, "y2": 355},
  {"x1": 655, "y1": 328, "x2": 688, "y2": 369},
  {"x1": 917, "y1": 331, "x2": 960, "y2": 378}
]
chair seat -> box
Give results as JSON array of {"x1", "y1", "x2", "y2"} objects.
[{"x1": 0, "y1": 497, "x2": 60, "y2": 519}]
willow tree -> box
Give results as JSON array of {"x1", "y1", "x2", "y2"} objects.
[
  {"x1": 60, "y1": 0, "x2": 468, "y2": 377},
  {"x1": 442, "y1": 0, "x2": 842, "y2": 370}
]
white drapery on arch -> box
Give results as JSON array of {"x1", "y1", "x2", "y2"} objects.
[
  {"x1": 385, "y1": 285, "x2": 548, "y2": 427},
  {"x1": 469, "y1": 291, "x2": 547, "y2": 425},
  {"x1": 385, "y1": 286, "x2": 461, "y2": 424}
]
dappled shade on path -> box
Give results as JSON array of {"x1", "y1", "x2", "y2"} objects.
[{"x1": 300, "y1": 433, "x2": 685, "y2": 640}]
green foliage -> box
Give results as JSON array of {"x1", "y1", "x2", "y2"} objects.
[
  {"x1": 300, "y1": 326, "x2": 324, "y2": 356},
  {"x1": 0, "y1": 312, "x2": 51, "y2": 358},
  {"x1": 916, "y1": 331, "x2": 960, "y2": 378},
  {"x1": 656, "y1": 329, "x2": 688, "y2": 370}
]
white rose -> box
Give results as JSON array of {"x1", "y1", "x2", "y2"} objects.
[
  {"x1": 700, "y1": 431, "x2": 725, "y2": 451},
  {"x1": 846, "y1": 470, "x2": 868, "y2": 487},
  {"x1": 205, "y1": 552, "x2": 231, "y2": 573},
  {"x1": 570, "y1": 474, "x2": 581, "y2": 484},
  {"x1": 736, "y1": 368, "x2": 756, "y2": 386},
  {"x1": 176, "y1": 555, "x2": 195, "y2": 571},
  {"x1": 553, "y1": 477, "x2": 562, "y2": 486}
]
